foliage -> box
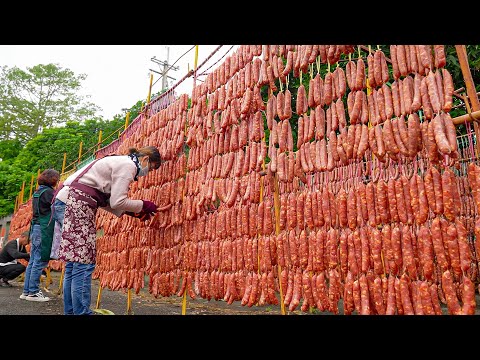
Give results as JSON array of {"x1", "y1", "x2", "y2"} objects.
[
  {"x1": 0, "y1": 63, "x2": 101, "y2": 144},
  {"x1": 0, "y1": 139, "x2": 21, "y2": 162}
]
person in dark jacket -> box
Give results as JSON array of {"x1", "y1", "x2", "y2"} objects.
[
  {"x1": 0, "y1": 230, "x2": 30, "y2": 287},
  {"x1": 21, "y1": 169, "x2": 60, "y2": 302}
]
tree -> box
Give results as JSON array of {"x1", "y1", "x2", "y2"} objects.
[{"x1": 0, "y1": 63, "x2": 101, "y2": 144}]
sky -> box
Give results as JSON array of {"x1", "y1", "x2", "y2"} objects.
[{"x1": 0, "y1": 45, "x2": 236, "y2": 120}]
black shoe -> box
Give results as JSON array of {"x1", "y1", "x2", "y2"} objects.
[{"x1": 0, "y1": 278, "x2": 12, "y2": 287}]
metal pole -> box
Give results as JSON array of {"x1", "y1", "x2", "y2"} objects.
[{"x1": 455, "y1": 45, "x2": 480, "y2": 154}]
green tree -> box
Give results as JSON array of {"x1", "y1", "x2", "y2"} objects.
[
  {"x1": 0, "y1": 63, "x2": 101, "y2": 144},
  {"x1": 0, "y1": 139, "x2": 21, "y2": 162}
]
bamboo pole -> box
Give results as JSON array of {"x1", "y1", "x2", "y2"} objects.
[
  {"x1": 36, "y1": 169, "x2": 40, "y2": 188},
  {"x1": 28, "y1": 174, "x2": 34, "y2": 199},
  {"x1": 44, "y1": 267, "x2": 52, "y2": 290},
  {"x1": 124, "y1": 112, "x2": 130, "y2": 131},
  {"x1": 95, "y1": 286, "x2": 103, "y2": 309},
  {"x1": 452, "y1": 109, "x2": 480, "y2": 125},
  {"x1": 182, "y1": 45, "x2": 199, "y2": 316},
  {"x1": 56, "y1": 267, "x2": 64, "y2": 295},
  {"x1": 272, "y1": 173, "x2": 286, "y2": 315},
  {"x1": 61, "y1": 153, "x2": 67, "y2": 175},
  {"x1": 20, "y1": 181, "x2": 25, "y2": 204},
  {"x1": 97, "y1": 130, "x2": 103, "y2": 151},
  {"x1": 126, "y1": 288, "x2": 133, "y2": 315},
  {"x1": 77, "y1": 141, "x2": 83, "y2": 170},
  {"x1": 456, "y1": 45, "x2": 480, "y2": 155},
  {"x1": 145, "y1": 74, "x2": 154, "y2": 118}
]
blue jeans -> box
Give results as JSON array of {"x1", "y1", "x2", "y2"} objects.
[
  {"x1": 53, "y1": 198, "x2": 66, "y2": 229},
  {"x1": 63, "y1": 261, "x2": 96, "y2": 315},
  {"x1": 23, "y1": 224, "x2": 49, "y2": 295}
]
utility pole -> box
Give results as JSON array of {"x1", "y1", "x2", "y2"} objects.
[{"x1": 150, "y1": 46, "x2": 179, "y2": 92}]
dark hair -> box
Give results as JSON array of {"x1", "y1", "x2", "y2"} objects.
[
  {"x1": 128, "y1": 146, "x2": 161, "y2": 168},
  {"x1": 38, "y1": 169, "x2": 60, "y2": 187}
]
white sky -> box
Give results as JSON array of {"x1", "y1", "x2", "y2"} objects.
[{"x1": 0, "y1": 45, "x2": 236, "y2": 120}]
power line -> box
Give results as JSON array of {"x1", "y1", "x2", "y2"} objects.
[
  {"x1": 152, "y1": 45, "x2": 196, "y2": 88},
  {"x1": 198, "y1": 45, "x2": 235, "y2": 77}
]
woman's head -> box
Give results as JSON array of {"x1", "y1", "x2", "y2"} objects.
[
  {"x1": 128, "y1": 146, "x2": 161, "y2": 171},
  {"x1": 18, "y1": 230, "x2": 30, "y2": 246},
  {"x1": 38, "y1": 169, "x2": 60, "y2": 187}
]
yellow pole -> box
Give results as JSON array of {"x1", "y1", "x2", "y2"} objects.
[
  {"x1": 182, "y1": 290, "x2": 187, "y2": 315},
  {"x1": 36, "y1": 169, "x2": 40, "y2": 188},
  {"x1": 56, "y1": 267, "x2": 65, "y2": 295},
  {"x1": 127, "y1": 289, "x2": 133, "y2": 315},
  {"x1": 14, "y1": 195, "x2": 18, "y2": 213},
  {"x1": 273, "y1": 173, "x2": 286, "y2": 315},
  {"x1": 97, "y1": 130, "x2": 103, "y2": 151},
  {"x1": 194, "y1": 45, "x2": 199, "y2": 70},
  {"x1": 77, "y1": 141, "x2": 83, "y2": 169},
  {"x1": 124, "y1": 112, "x2": 131, "y2": 131},
  {"x1": 145, "y1": 74, "x2": 154, "y2": 118},
  {"x1": 182, "y1": 45, "x2": 200, "y2": 316},
  {"x1": 61, "y1": 153, "x2": 67, "y2": 175},
  {"x1": 147, "y1": 74, "x2": 153, "y2": 104},
  {"x1": 29, "y1": 174, "x2": 34, "y2": 199},
  {"x1": 95, "y1": 286, "x2": 103, "y2": 309},
  {"x1": 44, "y1": 267, "x2": 52, "y2": 290},
  {"x1": 20, "y1": 181, "x2": 25, "y2": 204}
]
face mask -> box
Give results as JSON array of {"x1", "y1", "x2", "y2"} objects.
[{"x1": 138, "y1": 159, "x2": 149, "y2": 177}]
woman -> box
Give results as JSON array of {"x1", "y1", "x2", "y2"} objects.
[
  {"x1": 0, "y1": 230, "x2": 30, "y2": 287},
  {"x1": 21, "y1": 169, "x2": 60, "y2": 301},
  {"x1": 55, "y1": 146, "x2": 160, "y2": 315}
]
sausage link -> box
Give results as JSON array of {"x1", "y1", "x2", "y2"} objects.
[
  {"x1": 441, "y1": 270, "x2": 462, "y2": 315},
  {"x1": 442, "y1": 68, "x2": 454, "y2": 112},
  {"x1": 399, "y1": 274, "x2": 414, "y2": 315},
  {"x1": 359, "y1": 274, "x2": 371, "y2": 315},
  {"x1": 402, "y1": 225, "x2": 418, "y2": 279},
  {"x1": 366, "y1": 182, "x2": 378, "y2": 227},
  {"x1": 391, "y1": 81, "x2": 401, "y2": 118},
  {"x1": 383, "y1": 83, "x2": 393, "y2": 120},
  {"x1": 446, "y1": 224, "x2": 462, "y2": 279},
  {"x1": 431, "y1": 217, "x2": 449, "y2": 271},
  {"x1": 455, "y1": 218, "x2": 472, "y2": 273},
  {"x1": 434, "y1": 45, "x2": 446, "y2": 69},
  {"x1": 387, "y1": 178, "x2": 400, "y2": 223},
  {"x1": 431, "y1": 166, "x2": 444, "y2": 215},
  {"x1": 429, "y1": 283, "x2": 443, "y2": 315},
  {"x1": 420, "y1": 76, "x2": 434, "y2": 120},
  {"x1": 461, "y1": 276, "x2": 476, "y2": 315}
]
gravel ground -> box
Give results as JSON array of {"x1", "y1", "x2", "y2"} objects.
[
  {"x1": 1, "y1": 269, "x2": 479, "y2": 316},
  {"x1": 0, "y1": 270, "x2": 283, "y2": 316}
]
